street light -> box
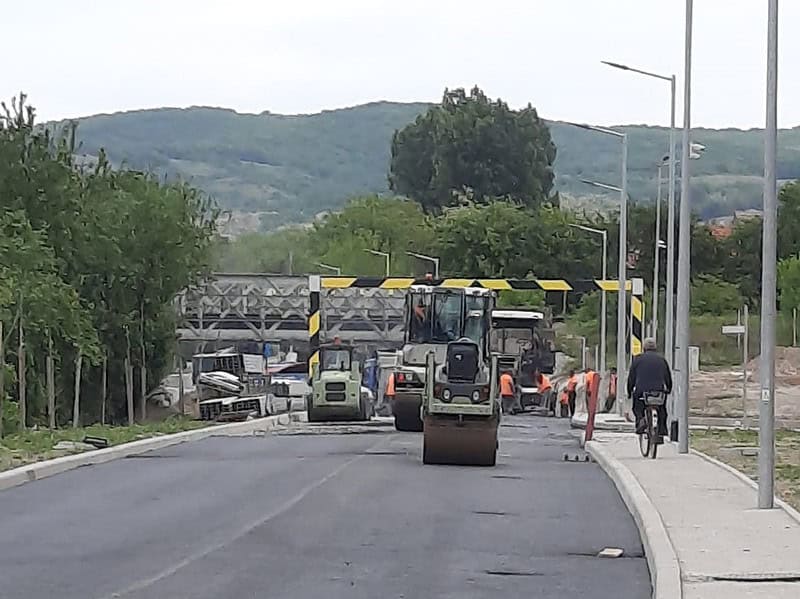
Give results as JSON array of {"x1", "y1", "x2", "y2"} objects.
[
  {"x1": 568, "y1": 223, "x2": 608, "y2": 374},
  {"x1": 364, "y1": 249, "x2": 390, "y2": 277},
  {"x1": 758, "y1": 0, "x2": 779, "y2": 510},
  {"x1": 316, "y1": 263, "x2": 341, "y2": 275},
  {"x1": 676, "y1": 0, "x2": 694, "y2": 454},
  {"x1": 406, "y1": 251, "x2": 440, "y2": 278}
]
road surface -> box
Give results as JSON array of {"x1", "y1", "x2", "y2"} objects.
[{"x1": 0, "y1": 415, "x2": 650, "y2": 598}]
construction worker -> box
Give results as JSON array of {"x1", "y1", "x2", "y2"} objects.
[
  {"x1": 499, "y1": 370, "x2": 516, "y2": 414},
  {"x1": 584, "y1": 367, "x2": 597, "y2": 411},
  {"x1": 605, "y1": 367, "x2": 618, "y2": 412},
  {"x1": 385, "y1": 370, "x2": 396, "y2": 404},
  {"x1": 566, "y1": 369, "x2": 578, "y2": 417},
  {"x1": 536, "y1": 371, "x2": 553, "y2": 414},
  {"x1": 558, "y1": 384, "x2": 570, "y2": 418}
]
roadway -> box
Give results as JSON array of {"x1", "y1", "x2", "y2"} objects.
[{"x1": 0, "y1": 415, "x2": 651, "y2": 598}]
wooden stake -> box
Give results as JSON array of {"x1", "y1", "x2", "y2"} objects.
[
  {"x1": 101, "y1": 354, "x2": 107, "y2": 425},
  {"x1": 47, "y1": 333, "x2": 55, "y2": 429},
  {"x1": 72, "y1": 354, "x2": 82, "y2": 428}
]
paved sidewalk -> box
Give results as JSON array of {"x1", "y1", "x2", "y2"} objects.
[{"x1": 588, "y1": 433, "x2": 800, "y2": 599}]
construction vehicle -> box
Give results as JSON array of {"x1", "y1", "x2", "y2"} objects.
[
  {"x1": 391, "y1": 285, "x2": 472, "y2": 431},
  {"x1": 421, "y1": 287, "x2": 500, "y2": 465},
  {"x1": 491, "y1": 308, "x2": 557, "y2": 412},
  {"x1": 307, "y1": 342, "x2": 373, "y2": 422}
]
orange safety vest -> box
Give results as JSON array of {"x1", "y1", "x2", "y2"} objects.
[
  {"x1": 566, "y1": 374, "x2": 578, "y2": 392},
  {"x1": 386, "y1": 372, "x2": 395, "y2": 396},
  {"x1": 538, "y1": 374, "x2": 552, "y2": 392},
  {"x1": 560, "y1": 389, "x2": 569, "y2": 405},
  {"x1": 499, "y1": 373, "x2": 514, "y2": 396}
]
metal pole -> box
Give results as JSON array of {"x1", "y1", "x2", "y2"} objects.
[
  {"x1": 666, "y1": 76, "x2": 678, "y2": 368},
  {"x1": 743, "y1": 304, "x2": 749, "y2": 429},
  {"x1": 385, "y1": 254, "x2": 390, "y2": 277},
  {"x1": 581, "y1": 337, "x2": 587, "y2": 370},
  {"x1": 793, "y1": 307, "x2": 797, "y2": 346},
  {"x1": 595, "y1": 345, "x2": 599, "y2": 371},
  {"x1": 434, "y1": 258, "x2": 440, "y2": 279},
  {"x1": 676, "y1": 0, "x2": 693, "y2": 454},
  {"x1": 600, "y1": 230, "x2": 608, "y2": 374},
  {"x1": 653, "y1": 164, "x2": 663, "y2": 343},
  {"x1": 758, "y1": 0, "x2": 778, "y2": 510},
  {"x1": 616, "y1": 135, "x2": 628, "y2": 416}
]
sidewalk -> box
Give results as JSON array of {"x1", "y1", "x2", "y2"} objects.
[{"x1": 588, "y1": 433, "x2": 800, "y2": 599}]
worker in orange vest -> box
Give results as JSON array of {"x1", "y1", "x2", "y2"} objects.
[
  {"x1": 558, "y1": 385, "x2": 570, "y2": 418},
  {"x1": 385, "y1": 371, "x2": 396, "y2": 403},
  {"x1": 499, "y1": 370, "x2": 516, "y2": 414},
  {"x1": 537, "y1": 371, "x2": 554, "y2": 414},
  {"x1": 584, "y1": 367, "x2": 597, "y2": 411},
  {"x1": 565, "y1": 369, "x2": 578, "y2": 417}
]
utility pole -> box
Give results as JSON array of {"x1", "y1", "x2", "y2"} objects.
[
  {"x1": 758, "y1": 0, "x2": 778, "y2": 510},
  {"x1": 676, "y1": 0, "x2": 694, "y2": 454}
]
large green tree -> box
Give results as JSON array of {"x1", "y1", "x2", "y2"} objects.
[{"x1": 389, "y1": 87, "x2": 556, "y2": 212}]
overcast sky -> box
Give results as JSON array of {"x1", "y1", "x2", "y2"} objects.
[{"x1": 3, "y1": 0, "x2": 797, "y2": 128}]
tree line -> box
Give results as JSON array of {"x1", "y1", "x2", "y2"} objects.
[{"x1": 0, "y1": 95, "x2": 218, "y2": 435}]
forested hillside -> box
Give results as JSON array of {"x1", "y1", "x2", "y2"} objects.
[{"x1": 68, "y1": 102, "x2": 800, "y2": 229}]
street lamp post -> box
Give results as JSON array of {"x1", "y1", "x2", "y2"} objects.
[
  {"x1": 568, "y1": 223, "x2": 608, "y2": 374},
  {"x1": 602, "y1": 60, "x2": 677, "y2": 357},
  {"x1": 578, "y1": 173, "x2": 628, "y2": 416},
  {"x1": 364, "y1": 249, "x2": 390, "y2": 277},
  {"x1": 758, "y1": 0, "x2": 779, "y2": 510},
  {"x1": 406, "y1": 251, "x2": 440, "y2": 278},
  {"x1": 676, "y1": 0, "x2": 694, "y2": 454},
  {"x1": 316, "y1": 263, "x2": 341, "y2": 275}
]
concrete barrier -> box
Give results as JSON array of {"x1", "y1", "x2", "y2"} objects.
[{"x1": 0, "y1": 411, "x2": 307, "y2": 493}]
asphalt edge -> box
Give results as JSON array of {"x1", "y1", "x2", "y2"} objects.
[
  {"x1": 691, "y1": 448, "x2": 800, "y2": 525},
  {"x1": 0, "y1": 411, "x2": 308, "y2": 493},
  {"x1": 586, "y1": 439, "x2": 683, "y2": 599}
]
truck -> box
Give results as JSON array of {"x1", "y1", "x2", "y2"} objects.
[
  {"x1": 421, "y1": 286, "x2": 500, "y2": 466},
  {"x1": 307, "y1": 342, "x2": 374, "y2": 422},
  {"x1": 491, "y1": 308, "x2": 557, "y2": 412}
]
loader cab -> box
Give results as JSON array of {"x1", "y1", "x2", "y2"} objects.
[
  {"x1": 319, "y1": 344, "x2": 353, "y2": 373},
  {"x1": 491, "y1": 309, "x2": 556, "y2": 375}
]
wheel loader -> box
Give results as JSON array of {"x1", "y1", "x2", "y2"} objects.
[
  {"x1": 307, "y1": 342, "x2": 373, "y2": 422},
  {"x1": 418, "y1": 287, "x2": 501, "y2": 466}
]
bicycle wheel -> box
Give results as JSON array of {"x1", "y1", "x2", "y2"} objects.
[
  {"x1": 638, "y1": 408, "x2": 651, "y2": 458},
  {"x1": 648, "y1": 407, "x2": 659, "y2": 459}
]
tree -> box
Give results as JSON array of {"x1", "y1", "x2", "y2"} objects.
[
  {"x1": 778, "y1": 256, "x2": 800, "y2": 313},
  {"x1": 389, "y1": 87, "x2": 556, "y2": 212},
  {"x1": 691, "y1": 274, "x2": 743, "y2": 316}
]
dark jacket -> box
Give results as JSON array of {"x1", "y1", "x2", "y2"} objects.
[{"x1": 627, "y1": 350, "x2": 673, "y2": 399}]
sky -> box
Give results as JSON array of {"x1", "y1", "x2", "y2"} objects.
[{"x1": 2, "y1": 0, "x2": 798, "y2": 129}]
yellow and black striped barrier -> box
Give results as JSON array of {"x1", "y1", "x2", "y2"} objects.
[
  {"x1": 320, "y1": 277, "x2": 633, "y2": 292},
  {"x1": 630, "y1": 278, "x2": 644, "y2": 356},
  {"x1": 308, "y1": 275, "x2": 321, "y2": 377}
]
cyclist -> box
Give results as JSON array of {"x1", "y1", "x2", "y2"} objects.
[{"x1": 627, "y1": 337, "x2": 672, "y2": 439}]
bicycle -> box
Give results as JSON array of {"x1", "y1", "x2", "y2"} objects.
[{"x1": 638, "y1": 391, "x2": 666, "y2": 459}]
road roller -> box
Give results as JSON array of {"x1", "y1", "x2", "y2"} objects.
[
  {"x1": 391, "y1": 285, "x2": 494, "y2": 433},
  {"x1": 420, "y1": 289, "x2": 500, "y2": 466}
]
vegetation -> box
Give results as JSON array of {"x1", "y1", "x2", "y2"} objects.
[
  {"x1": 68, "y1": 99, "x2": 800, "y2": 228},
  {"x1": 389, "y1": 87, "x2": 556, "y2": 212},
  {"x1": 1, "y1": 94, "x2": 218, "y2": 436}
]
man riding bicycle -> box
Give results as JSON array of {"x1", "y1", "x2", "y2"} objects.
[{"x1": 627, "y1": 337, "x2": 673, "y2": 439}]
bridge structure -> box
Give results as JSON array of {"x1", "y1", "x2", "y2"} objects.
[{"x1": 175, "y1": 273, "x2": 406, "y2": 355}]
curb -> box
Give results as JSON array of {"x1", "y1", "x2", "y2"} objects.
[
  {"x1": 586, "y1": 439, "x2": 682, "y2": 599},
  {"x1": 691, "y1": 448, "x2": 800, "y2": 525},
  {"x1": 0, "y1": 411, "x2": 307, "y2": 493}
]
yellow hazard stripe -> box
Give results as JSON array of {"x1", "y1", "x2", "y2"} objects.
[
  {"x1": 322, "y1": 277, "x2": 357, "y2": 288},
  {"x1": 631, "y1": 297, "x2": 643, "y2": 319},
  {"x1": 595, "y1": 280, "x2": 633, "y2": 292},
  {"x1": 380, "y1": 278, "x2": 416, "y2": 289},
  {"x1": 632, "y1": 338, "x2": 642, "y2": 355},
  {"x1": 309, "y1": 350, "x2": 319, "y2": 373},
  {"x1": 308, "y1": 311, "x2": 320, "y2": 336},
  {"x1": 536, "y1": 280, "x2": 572, "y2": 291},
  {"x1": 440, "y1": 278, "x2": 476, "y2": 288},
  {"x1": 478, "y1": 279, "x2": 512, "y2": 290}
]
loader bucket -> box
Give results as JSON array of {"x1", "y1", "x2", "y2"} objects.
[{"x1": 422, "y1": 414, "x2": 499, "y2": 466}]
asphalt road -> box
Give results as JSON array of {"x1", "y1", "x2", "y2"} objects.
[{"x1": 0, "y1": 415, "x2": 651, "y2": 599}]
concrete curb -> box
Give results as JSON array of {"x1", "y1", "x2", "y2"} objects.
[
  {"x1": 586, "y1": 439, "x2": 682, "y2": 599},
  {"x1": 691, "y1": 448, "x2": 800, "y2": 525},
  {"x1": 0, "y1": 411, "x2": 307, "y2": 493}
]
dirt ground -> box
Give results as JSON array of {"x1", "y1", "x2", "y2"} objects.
[
  {"x1": 693, "y1": 428, "x2": 800, "y2": 511},
  {"x1": 690, "y1": 347, "x2": 800, "y2": 423}
]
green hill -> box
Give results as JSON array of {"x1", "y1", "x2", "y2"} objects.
[{"x1": 69, "y1": 102, "x2": 800, "y2": 230}]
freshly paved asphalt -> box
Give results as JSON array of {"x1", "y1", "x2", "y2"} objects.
[{"x1": 0, "y1": 415, "x2": 651, "y2": 599}]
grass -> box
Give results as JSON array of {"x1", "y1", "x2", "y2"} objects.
[
  {"x1": 0, "y1": 417, "x2": 209, "y2": 473},
  {"x1": 692, "y1": 428, "x2": 800, "y2": 511}
]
